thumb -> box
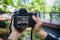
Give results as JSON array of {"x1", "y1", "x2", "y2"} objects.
[{"x1": 32, "y1": 15, "x2": 37, "y2": 23}]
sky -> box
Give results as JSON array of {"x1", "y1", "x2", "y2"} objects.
[{"x1": 45, "y1": 0, "x2": 55, "y2": 7}]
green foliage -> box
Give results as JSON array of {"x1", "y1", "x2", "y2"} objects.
[
  {"x1": 19, "y1": 28, "x2": 41, "y2": 40},
  {"x1": 0, "y1": 6, "x2": 9, "y2": 13},
  {"x1": 0, "y1": 0, "x2": 46, "y2": 13},
  {"x1": 0, "y1": 0, "x2": 60, "y2": 13}
]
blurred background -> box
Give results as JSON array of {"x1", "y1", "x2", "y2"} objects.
[{"x1": 0, "y1": 0, "x2": 60, "y2": 40}]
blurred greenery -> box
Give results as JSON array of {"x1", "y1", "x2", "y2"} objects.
[
  {"x1": 19, "y1": 28, "x2": 41, "y2": 40},
  {"x1": 0, "y1": 21, "x2": 10, "y2": 40},
  {"x1": 0, "y1": 0, "x2": 60, "y2": 40},
  {"x1": 0, "y1": 0, "x2": 60, "y2": 13}
]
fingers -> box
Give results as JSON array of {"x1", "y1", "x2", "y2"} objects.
[
  {"x1": 11, "y1": 19, "x2": 26, "y2": 33},
  {"x1": 32, "y1": 15, "x2": 42, "y2": 24},
  {"x1": 11, "y1": 20, "x2": 16, "y2": 32},
  {"x1": 32, "y1": 15, "x2": 42, "y2": 32},
  {"x1": 32, "y1": 15, "x2": 37, "y2": 23}
]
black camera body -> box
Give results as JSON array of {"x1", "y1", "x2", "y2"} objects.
[{"x1": 13, "y1": 8, "x2": 37, "y2": 28}]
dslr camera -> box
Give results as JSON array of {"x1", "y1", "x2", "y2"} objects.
[{"x1": 13, "y1": 8, "x2": 37, "y2": 29}]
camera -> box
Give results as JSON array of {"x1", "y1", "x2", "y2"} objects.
[{"x1": 13, "y1": 8, "x2": 37, "y2": 29}]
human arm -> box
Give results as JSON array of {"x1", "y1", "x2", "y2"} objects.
[
  {"x1": 32, "y1": 15, "x2": 59, "y2": 40},
  {"x1": 32, "y1": 15, "x2": 48, "y2": 40},
  {"x1": 0, "y1": 14, "x2": 11, "y2": 21}
]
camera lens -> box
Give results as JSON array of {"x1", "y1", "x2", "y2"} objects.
[{"x1": 19, "y1": 8, "x2": 27, "y2": 16}]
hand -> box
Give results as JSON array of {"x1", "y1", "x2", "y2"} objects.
[
  {"x1": 8, "y1": 20, "x2": 26, "y2": 40},
  {"x1": 32, "y1": 15, "x2": 42, "y2": 33},
  {"x1": 32, "y1": 15, "x2": 48, "y2": 39}
]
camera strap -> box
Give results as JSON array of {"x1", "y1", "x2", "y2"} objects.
[
  {"x1": 31, "y1": 28, "x2": 33, "y2": 40},
  {"x1": 9, "y1": 17, "x2": 13, "y2": 33}
]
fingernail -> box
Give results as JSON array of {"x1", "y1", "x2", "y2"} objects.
[{"x1": 32, "y1": 15, "x2": 35, "y2": 18}]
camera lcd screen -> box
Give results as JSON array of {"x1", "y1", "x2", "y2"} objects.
[{"x1": 16, "y1": 16, "x2": 29, "y2": 28}]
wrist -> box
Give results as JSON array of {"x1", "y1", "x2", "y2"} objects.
[
  {"x1": 12, "y1": 31, "x2": 22, "y2": 38},
  {"x1": 37, "y1": 29, "x2": 48, "y2": 40},
  {"x1": 8, "y1": 31, "x2": 21, "y2": 40}
]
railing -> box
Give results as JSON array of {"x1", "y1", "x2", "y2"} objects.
[
  {"x1": 38, "y1": 12, "x2": 60, "y2": 29},
  {"x1": 38, "y1": 12, "x2": 60, "y2": 25}
]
